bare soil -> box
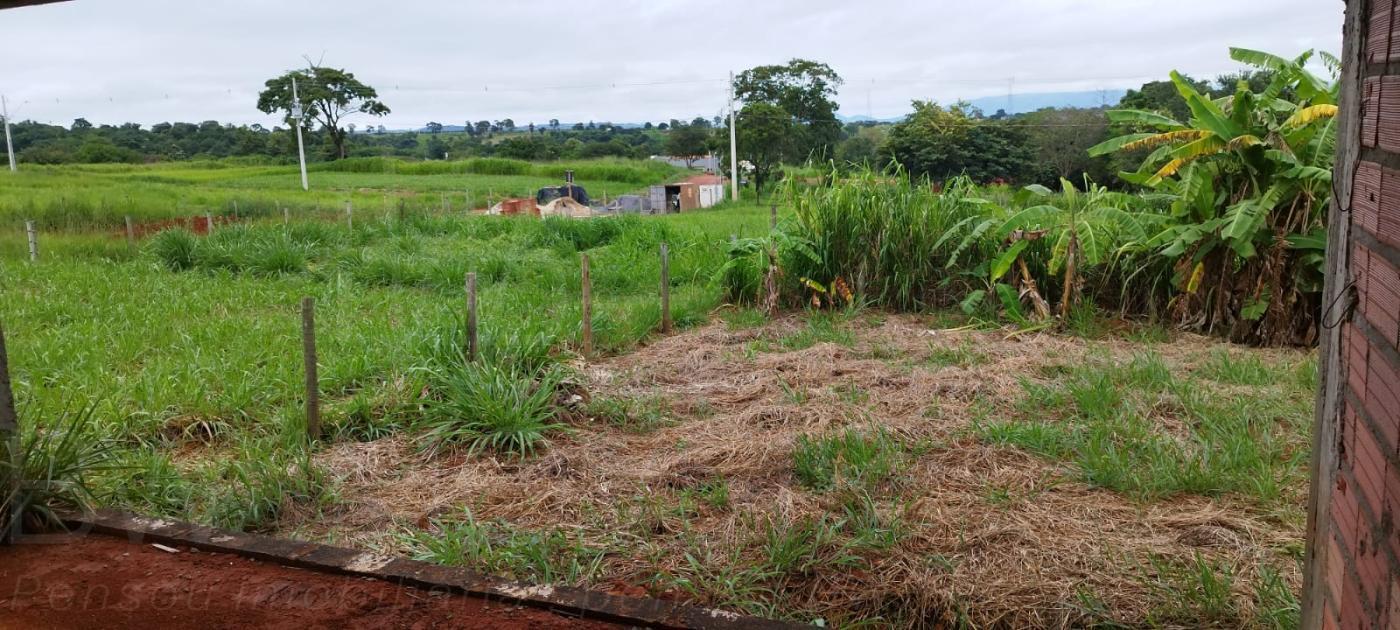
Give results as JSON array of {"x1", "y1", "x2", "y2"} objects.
[{"x1": 0, "y1": 534, "x2": 619, "y2": 630}]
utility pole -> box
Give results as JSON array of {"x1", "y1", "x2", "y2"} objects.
[
  {"x1": 728, "y1": 71, "x2": 739, "y2": 203},
  {"x1": 2, "y1": 95, "x2": 15, "y2": 173},
  {"x1": 1007, "y1": 76, "x2": 1015, "y2": 116},
  {"x1": 292, "y1": 77, "x2": 309, "y2": 191}
]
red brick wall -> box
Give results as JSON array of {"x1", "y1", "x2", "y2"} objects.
[{"x1": 1321, "y1": 1, "x2": 1400, "y2": 626}]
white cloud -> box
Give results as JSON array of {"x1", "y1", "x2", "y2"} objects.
[{"x1": 0, "y1": 0, "x2": 1343, "y2": 128}]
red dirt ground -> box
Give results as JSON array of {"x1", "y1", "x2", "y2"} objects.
[{"x1": 0, "y1": 534, "x2": 621, "y2": 629}]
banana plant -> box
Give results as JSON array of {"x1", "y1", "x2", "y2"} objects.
[
  {"x1": 995, "y1": 178, "x2": 1155, "y2": 318},
  {"x1": 1087, "y1": 47, "x2": 1338, "y2": 344}
]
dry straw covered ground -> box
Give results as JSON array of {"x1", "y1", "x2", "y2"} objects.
[{"x1": 284, "y1": 310, "x2": 1314, "y2": 628}]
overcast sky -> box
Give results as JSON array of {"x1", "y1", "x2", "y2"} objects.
[{"x1": 1, "y1": 0, "x2": 1343, "y2": 129}]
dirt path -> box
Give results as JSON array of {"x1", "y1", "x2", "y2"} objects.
[{"x1": 0, "y1": 534, "x2": 618, "y2": 629}]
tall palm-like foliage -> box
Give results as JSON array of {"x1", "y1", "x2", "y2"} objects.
[
  {"x1": 1090, "y1": 48, "x2": 1338, "y2": 345},
  {"x1": 998, "y1": 179, "x2": 1160, "y2": 317}
]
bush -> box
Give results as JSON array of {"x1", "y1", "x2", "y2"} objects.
[
  {"x1": 1, "y1": 404, "x2": 115, "y2": 534},
  {"x1": 147, "y1": 228, "x2": 200, "y2": 271},
  {"x1": 419, "y1": 362, "x2": 566, "y2": 457}
]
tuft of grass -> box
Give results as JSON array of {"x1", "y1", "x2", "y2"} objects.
[
  {"x1": 976, "y1": 352, "x2": 1308, "y2": 507},
  {"x1": 722, "y1": 308, "x2": 768, "y2": 330},
  {"x1": 404, "y1": 509, "x2": 606, "y2": 586},
  {"x1": 147, "y1": 228, "x2": 200, "y2": 271},
  {"x1": 2, "y1": 404, "x2": 116, "y2": 535},
  {"x1": 1252, "y1": 564, "x2": 1301, "y2": 630},
  {"x1": 1144, "y1": 554, "x2": 1239, "y2": 626},
  {"x1": 792, "y1": 428, "x2": 901, "y2": 492},
  {"x1": 832, "y1": 382, "x2": 869, "y2": 405},
  {"x1": 926, "y1": 339, "x2": 988, "y2": 368},
  {"x1": 778, "y1": 313, "x2": 855, "y2": 350},
  {"x1": 419, "y1": 362, "x2": 566, "y2": 457},
  {"x1": 1200, "y1": 349, "x2": 1273, "y2": 386},
  {"x1": 777, "y1": 378, "x2": 809, "y2": 405},
  {"x1": 585, "y1": 394, "x2": 672, "y2": 433}
]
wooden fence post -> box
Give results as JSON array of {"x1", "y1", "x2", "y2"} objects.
[
  {"x1": 770, "y1": 204, "x2": 777, "y2": 230},
  {"x1": 0, "y1": 323, "x2": 18, "y2": 544},
  {"x1": 581, "y1": 254, "x2": 593, "y2": 356},
  {"x1": 232, "y1": 200, "x2": 239, "y2": 221},
  {"x1": 660, "y1": 242, "x2": 672, "y2": 333},
  {"x1": 345, "y1": 201, "x2": 353, "y2": 230},
  {"x1": 282, "y1": 206, "x2": 289, "y2": 225},
  {"x1": 301, "y1": 297, "x2": 320, "y2": 440},
  {"x1": 205, "y1": 212, "x2": 214, "y2": 234},
  {"x1": 465, "y1": 272, "x2": 478, "y2": 363},
  {"x1": 125, "y1": 216, "x2": 135, "y2": 250},
  {"x1": 24, "y1": 221, "x2": 36, "y2": 262}
]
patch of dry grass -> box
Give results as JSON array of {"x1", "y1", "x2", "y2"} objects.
[{"x1": 282, "y1": 311, "x2": 1313, "y2": 627}]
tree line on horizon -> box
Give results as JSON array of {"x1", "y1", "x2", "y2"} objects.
[{"x1": 1, "y1": 58, "x2": 1287, "y2": 193}]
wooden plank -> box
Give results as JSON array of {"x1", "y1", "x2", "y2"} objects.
[
  {"x1": 1303, "y1": 1, "x2": 1369, "y2": 627},
  {"x1": 61, "y1": 509, "x2": 804, "y2": 629},
  {"x1": 301, "y1": 297, "x2": 320, "y2": 440},
  {"x1": 660, "y1": 243, "x2": 671, "y2": 334},
  {"x1": 465, "y1": 272, "x2": 478, "y2": 362},
  {"x1": 581, "y1": 254, "x2": 593, "y2": 356}
]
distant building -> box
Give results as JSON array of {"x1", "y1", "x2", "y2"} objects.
[{"x1": 648, "y1": 174, "x2": 726, "y2": 213}]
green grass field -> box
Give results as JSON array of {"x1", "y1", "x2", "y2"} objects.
[{"x1": 0, "y1": 157, "x2": 683, "y2": 231}]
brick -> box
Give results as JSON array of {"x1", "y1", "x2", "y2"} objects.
[
  {"x1": 1331, "y1": 535, "x2": 1349, "y2": 597},
  {"x1": 1357, "y1": 163, "x2": 1384, "y2": 234},
  {"x1": 1348, "y1": 327, "x2": 1370, "y2": 407},
  {"x1": 1335, "y1": 475, "x2": 1362, "y2": 551},
  {"x1": 1382, "y1": 212, "x2": 1400, "y2": 250},
  {"x1": 1365, "y1": 78, "x2": 1383, "y2": 148},
  {"x1": 1353, "y1": 417, "x2": 1389, "y2": 520},
  {"x1": 1355, "y1": 530, "x2": 1386, "y2": 600},
  {"x1": 1354, "y1": 245, "x2": 1372, "y2": 290},
  {"x1": 1364, "y1": 355, "x2": 1400, "y2": 449},
  {"x1": 1387, "y1": 579, "x2": 1399, "y2": 630},
  {"x1": 1379, "y1": 77, "x2": 1400, "y2": 152},
  {"x1": 1367, "y1": 248, "x2": 1400, "y2": 304},
  {"x1": 1341, "y1": 571, "x2": 1370, "y2": 628},
  {"x1": 1322, "y1": 606, "x2": 1340, "y2": 630},
  {"x1": 1372, "y1": 0, "x2": 1396, "y2": 63}
]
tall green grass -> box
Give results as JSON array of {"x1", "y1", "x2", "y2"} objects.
[{"x1": 0, "y1": 202, "x2": 769, "y2": 530}]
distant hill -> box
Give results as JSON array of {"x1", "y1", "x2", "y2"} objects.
[
  {"x1": 841, "y1": 90, "x2": 1129, "y2": 123},
  {"x1": 966, "y1": 90, "x2": 1127, "y2": 116}
]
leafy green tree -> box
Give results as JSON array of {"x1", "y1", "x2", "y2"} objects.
[
  {"x1": 884, "y1": 101, "x2": 1035, "y2": 183},
  {"x1": 257, "y1": 65, "x2": 390, "y2": 159},
  {"x1": 664, "y1": 123, "x2": 711, "y2": 167},
  {"x1": 425, "y1": 134, "x2": 448, "y2": 159},
  {"x1": 835, "y1": 135, "x2": 880, "y2": 170},
  {"x1": 734, "y1": 59, "x2": 843, "y2": 162},
  {"x1": 1118, "y1": 75, "x2": 1208, "y2": 121},
  {"x1": 425, "y1": 121, "x2": 443, "y2": 134},
  {"x1": 735, "y1": 102, "x2": 796, "y2": 195},
  {"x1": 1019, "y1": 107, "x2": 1113, "y2": 184}
]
